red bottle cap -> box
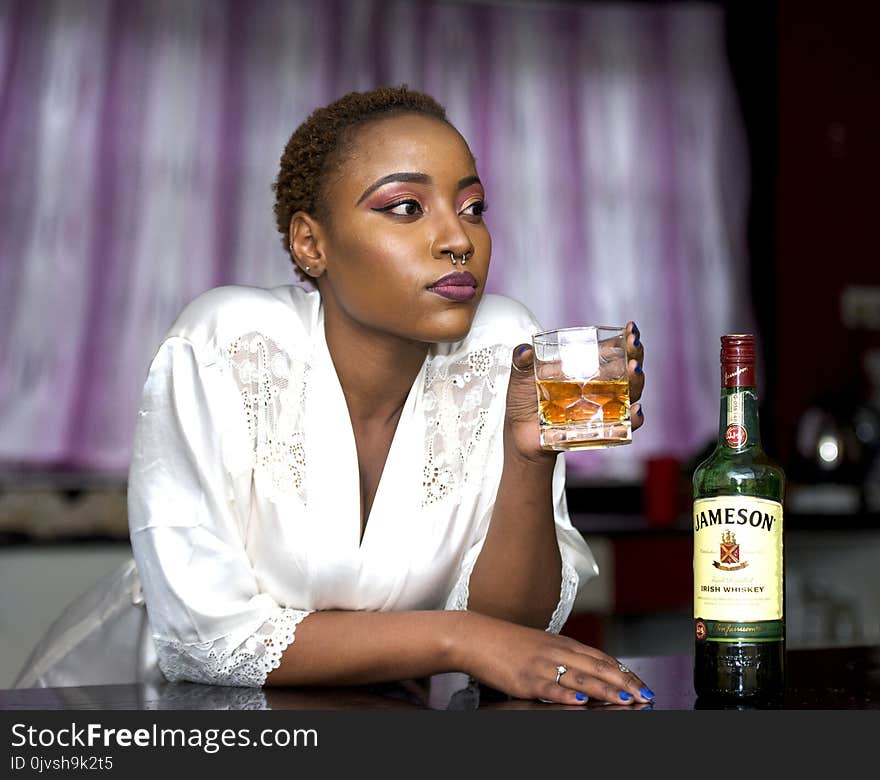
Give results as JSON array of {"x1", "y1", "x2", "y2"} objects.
[{"x1": 720, "y1": 334, "x2": 756, "y2": 387}]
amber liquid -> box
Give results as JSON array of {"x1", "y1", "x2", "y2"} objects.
[{"x1": 536, "y1": 378, "x2": 631, "y2": 450}]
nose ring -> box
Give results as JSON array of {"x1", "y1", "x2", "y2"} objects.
[{"x1": 448, "y1": 251, "x2": 469, "y2": 266}]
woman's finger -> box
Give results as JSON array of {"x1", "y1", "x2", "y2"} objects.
[
  {"x1": 631, "y1": 402, "x2": 644, "y2": 431},
  {"x1": 628, "y1": 358, "x2": 645, "y2": 403},
  {"x1": 533, "y1": 662, "x2": 591, "y2": 705},
  {"x1": 560, "y1": 653, "x2": 655, "y2": 705},
  {"x1": 511, "y1": 343, "x2": 534, "y2": 373},
  {"x1": 626, "y1": 321, "x2": 645, "y2": 430},
  {"x1": 627, "y1": 321, "x2": 644, "y2": 365}
]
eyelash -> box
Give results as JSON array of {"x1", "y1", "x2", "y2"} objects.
[
  {"x1": 372, "y1": 199, "x2": 488, "y2": 219},
  {"x1": 374, "y1": 199, "x2": 422, "y2": 217},
  {"x1": 461, "y1": 200, "x2": 487, "y2": 218}
]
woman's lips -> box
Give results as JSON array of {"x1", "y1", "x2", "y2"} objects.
[{"x1": 428, "y1": 271, "x2": 478, "y2": 301}]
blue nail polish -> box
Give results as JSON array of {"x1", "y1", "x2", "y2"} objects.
[
  {"x1": 619, "y1": 691, "x2": 633, "y2": 702},
  {"x1": 632, "y1": 322, "x2": 639, "y2": 335},
  {"x1": 515, "y1": 344, "x2": 531, "y2": 358},
  {"x1": 575, "y1": 692, "x2": 588, "y2": 702},
  {"x1": 635, "y1": 363, "x2": 643, "y2": 374},
  {"x1": 638, "y1": 407, "x2": 644, "y2": 417},
  {"x1": 634, "y1": 337, "x2": 641, "y2": 348},
  {"x1": 640, "y1": 686, "x2": 655, "y2": 700}
]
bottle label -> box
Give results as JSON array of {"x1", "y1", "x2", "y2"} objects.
[
  {"x1": 725, "y1": 392, "x2": 748, "y2": 448},
  {"x1": 693, "y1": 496, "x2": 783, "y2": 638},
  {"x1": 695, "y1": 619, "x2": 783, "y2": 642},
  {"x1": 723, "y1": 364, "x2": 756, "y2": 387}
]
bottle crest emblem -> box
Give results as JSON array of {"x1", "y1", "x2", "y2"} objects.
[
  {"x1": 725, "y1": 424, "x2": 747, "y2": 448},
  {"x1": 713, "y1": 530, "x2": 749, "y2": 571}
]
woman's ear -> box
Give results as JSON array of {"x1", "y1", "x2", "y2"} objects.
[{"x1": 289, "y1": 212, "x2": 325, "y2": 277}]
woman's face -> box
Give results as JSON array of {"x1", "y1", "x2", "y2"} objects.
[{"x1": 314, "y1": 113, "x2": 491, "y2": 344}]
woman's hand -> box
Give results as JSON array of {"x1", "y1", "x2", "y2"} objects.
[
  {"x1": 502, "y1": 340, "x2": 555, "y2": 462},
  {"x1": 504, "y1": 320, "x2": 645, "y2": 460},
  {"x1": 451, "y1": 611, "x2": 655, "y2": 706},
  {"x1": 625, "y1": 320, "x2": 645, "y2": 429}
]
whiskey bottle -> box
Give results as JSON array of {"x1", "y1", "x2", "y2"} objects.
[{"x1": 692, "y1": 334, "x2": 785, "y2": 702}]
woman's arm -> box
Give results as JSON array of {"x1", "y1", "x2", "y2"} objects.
[
  {"x1": 466, "y1": 322, "x2": 646, "y2": 629},
  {"x1": 265, "y1": 608, "x2": 654, "y2": 706},
  {"x1": 265, "y1": 610, "x2": 459, "y2": 686},
  {"x1": 465, "y1": 445, "x2": 562, "y2": 629}
]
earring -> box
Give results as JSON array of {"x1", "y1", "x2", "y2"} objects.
[{"x1": 290, "y1": 243, "x2": 310, "y2": 274}]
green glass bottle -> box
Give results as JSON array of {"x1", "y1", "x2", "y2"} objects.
[{"x1": 692, "y1": 334, "x2": 785, "y2": 702}]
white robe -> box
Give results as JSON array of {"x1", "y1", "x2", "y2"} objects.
[{"x1": 16, "y1": 285, "x2": 597, "y2": 689}]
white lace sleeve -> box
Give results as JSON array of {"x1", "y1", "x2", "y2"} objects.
[
  {"x1": 443, "y1": 551, "x2": 478, "y2": 613},
  {"x1": 546, "y1": 561, "x2": 580, "y2": 634},
  {"x1": 129, "y1": 335, "x2": 314, "y2": 689},
  {"x1": 154, "y1": 608, "x2": 312, "y2": 688}
]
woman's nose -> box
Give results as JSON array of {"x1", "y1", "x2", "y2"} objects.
[{"x1": 432, "y1": 216, "x2": 474, "y2": 261}]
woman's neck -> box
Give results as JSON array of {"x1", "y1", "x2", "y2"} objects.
[{"x1": 322, "y1": 304, "x2": 428, "y2": 424}]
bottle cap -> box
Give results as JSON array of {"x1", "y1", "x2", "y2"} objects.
[{"x1": 721, "y1": 334, "x2": 756, "y2": 387}]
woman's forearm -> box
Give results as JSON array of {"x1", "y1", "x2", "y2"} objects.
[
  {"x1": 265, "y1": 609, "x2": 466, "y2": 687},
  {"x1": 465, "y1": 440, "x2": 563, "y2": 629}
]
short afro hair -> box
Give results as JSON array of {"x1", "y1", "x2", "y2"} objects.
[{"x1": 272, "y1": 85, "x2": 449, "y2": 279}]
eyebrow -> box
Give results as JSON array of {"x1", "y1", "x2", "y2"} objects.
[{"x1": 356, "y1": 172, "x2": 482, "y2": 205}]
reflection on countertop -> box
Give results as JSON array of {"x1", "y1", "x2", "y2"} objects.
[{"x1": 3, "y1": 646, "x2": 879, "y2": 711}]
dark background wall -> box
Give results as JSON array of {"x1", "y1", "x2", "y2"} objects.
[{"x1": 726, "y1": 0, "x2": 880, "y2": 481}]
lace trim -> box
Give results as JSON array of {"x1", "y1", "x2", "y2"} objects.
[
  {"x1": 443, "y1": 554, "x2": 477, "y2": 612},
  {"x1": 444, "y1": 558, "x2": 578, "y2": 635},
  {"x1": 546, "y1": 561, "x2": 579, "y2": 634},
  {"x1": 225, "y1": 333, "x2": 308, "y2": 503},
  {"x1": 422, "y1": 345, "x2": 509, "y2": 506},
  {"x1": 155, "y1": 608, "x2": 311, "y2": 687},
  {"x1": 224, "y1": 335, "x2": 511, "y2": 508}
]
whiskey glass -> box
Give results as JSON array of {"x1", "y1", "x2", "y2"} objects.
[{"x1": 532, "y1": 326, "x2": 632, "y2": 451}]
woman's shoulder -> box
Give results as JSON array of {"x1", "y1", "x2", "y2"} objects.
[
  {"x1": 467, "y1": 293, "x2": 543, "y2": 344},
  {"x1": 163, "y1": 284, "x2": 319, "y2": 353}
]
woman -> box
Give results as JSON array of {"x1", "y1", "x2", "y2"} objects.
[{"x1": 23, "y1": 87, "x2": 651, "y2": 706}]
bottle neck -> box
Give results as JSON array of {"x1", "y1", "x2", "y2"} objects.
[{"x1": 717, "y1": 385, "x2": 762, "y2": 451}]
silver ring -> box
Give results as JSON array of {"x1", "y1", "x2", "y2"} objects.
[
  {"x1": 618, "y1": 663, "x2": 630, "y2": 674},
  {"x1": 555, "y1": 664, "x2": 568, "y2": 685}
]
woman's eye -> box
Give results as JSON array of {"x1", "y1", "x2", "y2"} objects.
[
  {"x1": 461, "y1": 200, "x2": 486, "y2": 217},
  {"x1": 375, "y1": 199, "x2": 422, "y2": 216}
]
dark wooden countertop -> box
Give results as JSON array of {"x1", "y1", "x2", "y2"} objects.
[{"x1": 3, "y1": 645, "x2": 878, "y2": 710}]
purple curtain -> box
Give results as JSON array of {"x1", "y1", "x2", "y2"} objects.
[{"x1": 0, "y1": 0, "x2": 753, "y2": 480}]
